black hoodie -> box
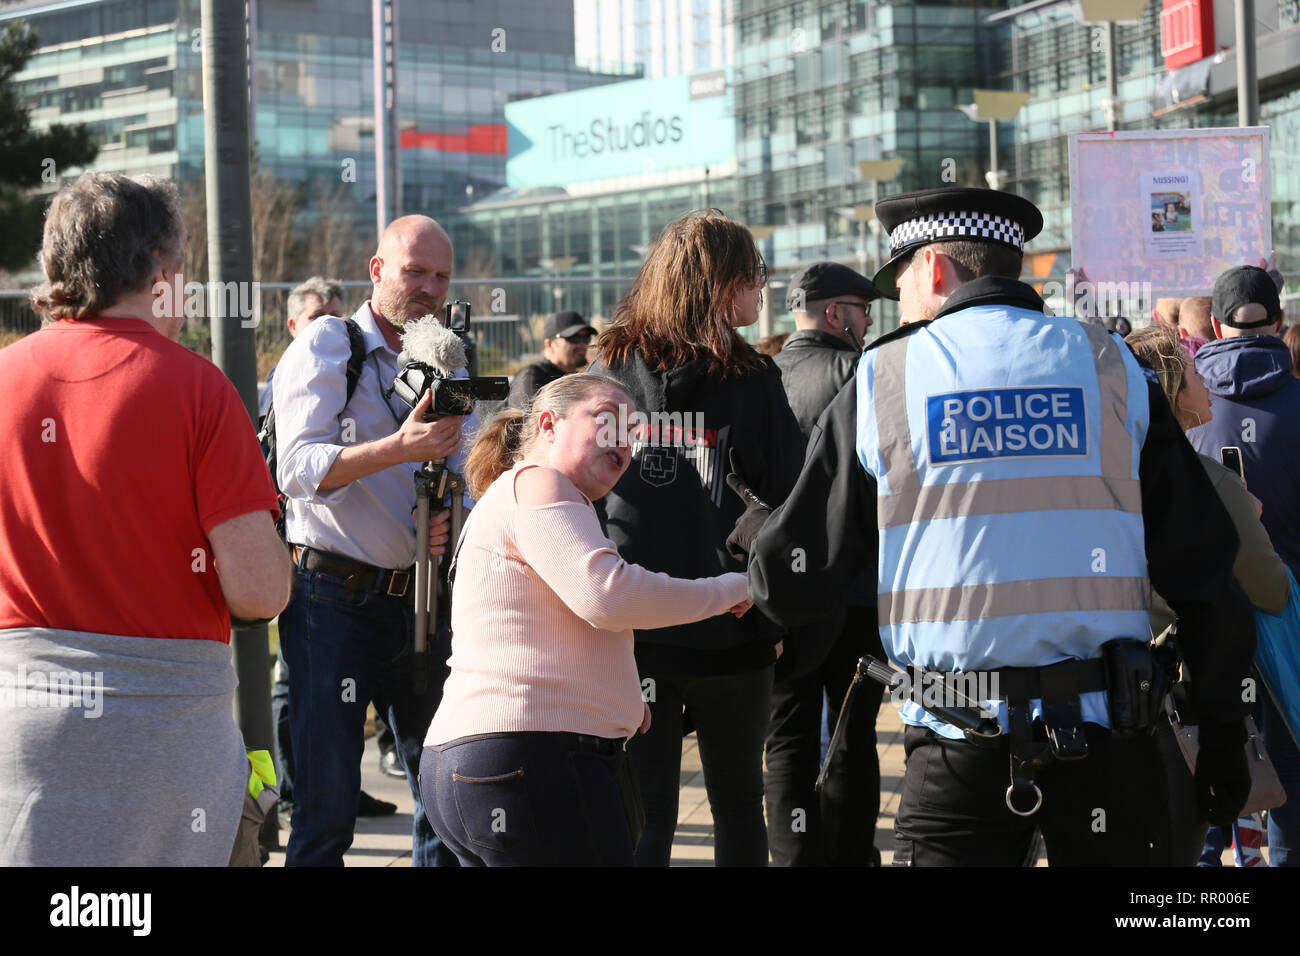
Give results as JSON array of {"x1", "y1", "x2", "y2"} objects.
[{"x1": 589, "y1": 348, "x2": 806, "y2": 675}]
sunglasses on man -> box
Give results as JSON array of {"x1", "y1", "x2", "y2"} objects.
[{"x1": 831, "y1": 300, "x2": 872, "y2": 316}]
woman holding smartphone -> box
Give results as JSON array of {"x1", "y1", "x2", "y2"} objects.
[{"x1": 419, "y1": 373, "x2": 751, "y2": 866}]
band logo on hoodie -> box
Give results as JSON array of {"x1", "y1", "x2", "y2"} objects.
[{"x1": 598, "y1": 409, "x2": 725, "y2": 502}]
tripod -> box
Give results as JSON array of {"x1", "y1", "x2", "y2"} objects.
[{"x1": 412, "y1": 455, "x2": 466, "y2": 694}]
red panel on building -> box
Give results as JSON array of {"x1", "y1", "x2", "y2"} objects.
[
  {"x1": 399, "y1": 124, "x2": 507, "y2": 155},
  {"x1": 1160, "y1": 0, "x2": 1215, "y2": 70}
]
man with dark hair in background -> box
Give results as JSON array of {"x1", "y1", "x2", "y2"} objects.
[{"x1": 507, "y1": 309, "x2": 596, "y2": 409}]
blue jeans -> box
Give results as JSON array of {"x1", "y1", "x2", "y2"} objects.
[
  {"x1": 419, "y1": 732, "x2": 634, "y2": 866},
  {"x1": 630, "y1": 664, "x2": 773, "y2": 867},
  {"x1": 280, "y1": 567, "x2": 456, "y2": 867},
  {"x1": 272, "y1": 645, "x2": 394, "y2": 806}
]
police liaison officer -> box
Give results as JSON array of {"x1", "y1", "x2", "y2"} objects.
[{"x1": 745, "y1": 187, "x2": 1255, "y2": 865}]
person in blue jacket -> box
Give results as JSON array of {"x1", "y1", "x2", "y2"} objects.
[
  {"x1": 1188, "y1": 264, "x2": 1300, "y2": 866},
  {"x1": 742, "y1": 186, "x2": 1256, "y2": 866}
]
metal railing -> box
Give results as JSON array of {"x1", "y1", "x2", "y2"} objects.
[
  {"x1": 7, "y1": 273, "x2": 1298, "y2": 372},
  {"x1": 1, "y1": 277, "x2": 641, "y2": 376}
]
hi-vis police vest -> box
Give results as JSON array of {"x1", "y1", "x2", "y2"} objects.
[{"x1": 856, "y1": 307, "x2": 1152, "y2": 738}]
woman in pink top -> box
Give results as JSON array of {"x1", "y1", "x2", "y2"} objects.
[{"x1": 418, "y1": 373, "x2": 751, "y2": 865}]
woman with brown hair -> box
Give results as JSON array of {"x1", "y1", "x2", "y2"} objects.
[
  {"x1": 588, "y1": 208, "x2": 805, "y2": 866},
  {"x1": 419, "y1": 373, "x2": 751, "y2": 866}
]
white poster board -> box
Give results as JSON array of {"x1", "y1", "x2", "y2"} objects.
[{"x1": 1068, "y1": 128, "x2": 1271, "y2": 296}]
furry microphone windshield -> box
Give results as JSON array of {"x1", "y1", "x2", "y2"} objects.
[{"x1": 398, "y1": 314, "x2": 467, "y2": 378}]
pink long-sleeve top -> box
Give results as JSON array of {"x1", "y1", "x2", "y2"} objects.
[{"x1": 425, "y1": 462, "x2": 749, "y2": 744}]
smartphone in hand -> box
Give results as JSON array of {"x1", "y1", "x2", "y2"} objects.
[{"x1": 1220, "y1": 446, "x2": 1245, "y2": 482}]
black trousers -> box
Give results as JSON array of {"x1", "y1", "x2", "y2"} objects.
[
  {"x1": 765, "y1": 605, "x2": 884, "y2": 866},
  {"x1": 629, "y1": 665, "x2": 773, "y2": 867},
  {"x1": 894, "y1": 722, "x2": 1174, "y2": 866}
]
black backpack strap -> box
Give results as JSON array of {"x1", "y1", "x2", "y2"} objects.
[
  {"x1": 263, "y1": 318, "x2": 369, "y2": 545},
  {"x1": 343, "y1": 318, "x2": 367, "y2": 405}
]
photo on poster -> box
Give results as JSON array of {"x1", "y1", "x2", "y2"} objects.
[{"x1": 1141, "y1": 169, "x2": 1201, "y2": 258}]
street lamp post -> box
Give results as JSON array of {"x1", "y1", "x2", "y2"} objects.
[
  {"x1": 1236, "y1": 0, "x2": 1259, "y2": 126},
  {"x1": 836, "y1": 203, "x2": 879, "y2": 276},
  {"x1": 857, "y1": 159, "x2": 905, "y2": 272},
  {"x1": 1078, "y1": 0, "x2": 1150, "y2": 130},
  {"x1": 957, "y1": 91, "x2": 1032, "y2": 191}
]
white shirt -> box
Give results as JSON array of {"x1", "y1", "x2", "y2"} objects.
[{"x1": 274, "y1": 301, "x2": 477, "y2": 569}]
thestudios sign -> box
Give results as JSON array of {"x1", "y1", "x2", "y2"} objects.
[{"x1": 506, "y1": 69, "x2": 733, "y2": 187}]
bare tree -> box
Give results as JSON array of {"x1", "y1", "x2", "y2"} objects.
[
  {"x1": 249, "y1": 165, "x2": 301, "y2": 284},
  {"x1": 304, "y1": 178, "x2": 370, "y2": 282}
]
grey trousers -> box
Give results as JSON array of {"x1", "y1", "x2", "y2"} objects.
[{"x1": 0, "y1": 627, "x2": 247, "y2": 866}]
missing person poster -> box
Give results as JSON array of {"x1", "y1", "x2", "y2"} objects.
[
  {"x1": 1069, "y1": 128, "x2": 1270, "y2": 296},
  {"x1": 1141, "y1": 169, "x2": 1200, "y2": 258}
]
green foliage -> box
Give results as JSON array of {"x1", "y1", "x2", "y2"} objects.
[{"x1": 0, "y1": 21, "x2": 98, "y2": 272}]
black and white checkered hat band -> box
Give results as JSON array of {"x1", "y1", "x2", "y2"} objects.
[{"x1": 888, "y1": 212, "x2": 1025, "y2": 254}]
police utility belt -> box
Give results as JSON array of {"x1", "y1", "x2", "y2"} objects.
[{"x1": 852, "y1": 639, "x2": 1175, "y2": 817}]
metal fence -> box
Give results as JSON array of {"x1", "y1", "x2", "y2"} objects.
[
  {"x1": 6, "y1": 274, "x2": 1298, "y2": 372},
  {"x1": 0, "y1": 277, "x2": 641, "y2": 377}
]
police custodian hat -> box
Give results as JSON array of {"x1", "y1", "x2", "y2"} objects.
[
  {"x1": 785, "y1": 261, "x2": 879, "y2": 311},
  {"x1": 872, "y1": 187, "x2": 1044, "y2": 300}
]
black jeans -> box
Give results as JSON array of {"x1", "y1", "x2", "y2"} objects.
[
  {"x1": 630, "y1": 664, "x2": 774, "y2": 866},
  {"x1": 419, "y1": 732, "x2": 634, "y2": 866},
  {"x1": 894, "y1": 722, "x2": 1173, "y2": 866},
  {"x1": 765, "y1": 605, "x2": 884, "y2": 866}
]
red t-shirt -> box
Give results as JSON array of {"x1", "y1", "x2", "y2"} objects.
[{"x1": 0, "y1": 318, "x2": 279, "y2": 641}]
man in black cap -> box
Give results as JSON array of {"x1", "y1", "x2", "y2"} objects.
[
  {"x1": 738, "y1": 186, "x2": 1254, "y2": 866},
  {"x1": 762, "y1": 261, "x2": 884, "y2": 866},
  {"x1": 507, "y1": 309, "x2": 596, "y2": 409},
  {"x1": 1188, "y1": 265, "x2": 1300, "y2": 865}
]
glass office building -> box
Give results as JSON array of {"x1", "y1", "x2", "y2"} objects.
[
  {"x1": 447, "y1": 67, "x2": 737, "y2": 297},
  {"x1": 574, "y1": 0, "x2": 734, "y2": 78},
  {"x1": 733, "y1": 0, "x2": 1010, "y2": 331},
  {"x1": 996, "y1": 0, "x2": 1300, "y2": 284},
  {"x1": 4, "y1": 0, "x2": 634, "y2": 226}
]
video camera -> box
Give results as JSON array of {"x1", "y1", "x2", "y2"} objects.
[{"x1": 388, "y1": 300, "x2": 509, "y2": 416}]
